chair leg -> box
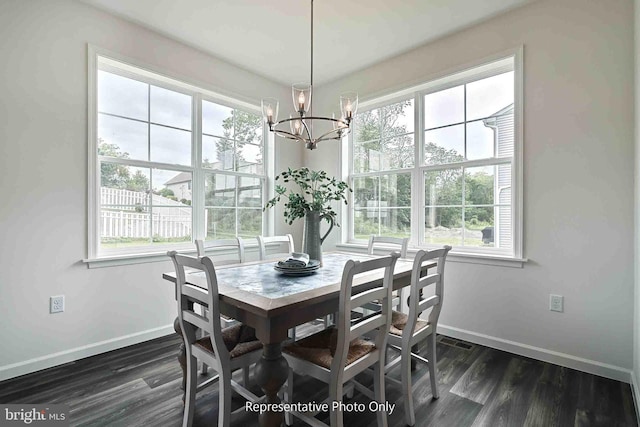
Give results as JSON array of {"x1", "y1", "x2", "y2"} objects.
[
  {"x1": 201, "y1": 362, "x2": 208, "y2": 375},
  {"x1": 288, "y1": 327, "x2": 296, "y2": 341},
  {"x1": 401, "y1": 345, "x2": 415, "y2": 427},
  {"x1": 218, "y1": 368, "x2": 232, "y2": 427},
  {"x1": 284, "y1": 369, "x2": 293, "y2": 426},
  {"x1": 183, "y1": 354, "x2": 198, "y2": 427},
  {"x1": 373, "y1": 362, "x2": 388, "y2": 427},
  {"x1": 428, "y1": 332, "x2": 439, "y2": 399},
  {"x1": 329, "y1": 382, "x2": 344, "y2": 427},
  {"x1": 243, "y1": 366, "x2": 250, "y2": 387}
]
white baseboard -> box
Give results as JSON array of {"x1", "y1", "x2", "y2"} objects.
[
  {"x1": 631, "y1": 371, "x2": 640, "y2": 421},
  {"x1": 0, "y1": 324, "x2": 175, "y2": 382},
  {"x1": 438, "y1": 324, "x2": 632, "y2": 383}
]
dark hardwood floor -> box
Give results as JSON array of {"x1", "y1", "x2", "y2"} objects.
[{"x1": 1, "y1": 324, "x2": 637, "y2": 427}]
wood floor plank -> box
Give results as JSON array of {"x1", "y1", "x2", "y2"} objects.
[
  {"x1": 470, "y1": 356, "x2": 543, "y2": 427},
  {"x1": 523, "y1": 363, "x2": 571, "y2": 427},
  {"x1": 0, "y1": 333, "x2": 636, "y2": 427},
  {"x1": 449, "y1": 347, "x2": 512, "y2": 404}
]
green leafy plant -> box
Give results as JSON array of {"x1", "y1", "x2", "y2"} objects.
[{"x1": 264, "y1": 168, "x2": 352, "y2": 226}]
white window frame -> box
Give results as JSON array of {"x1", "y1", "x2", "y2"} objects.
[
  {"x1": 343, "y1": 48, "x2": 524, "y2": 263},
  {"x1": 86, "y1": 46, "x2": 273, "y2": 265}
]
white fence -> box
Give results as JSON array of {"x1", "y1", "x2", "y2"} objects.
[
  {"x1": 101, "y1": 188, "x2": 191, "y2": 239},
  {"x1": 101, "y1": 210, "x2": 192, "y2": 239}
]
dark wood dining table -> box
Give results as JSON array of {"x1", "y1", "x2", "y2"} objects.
[{"x1": 163, "y1": 251, "x2": 434, "y2": 427}]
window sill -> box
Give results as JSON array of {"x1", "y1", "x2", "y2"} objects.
[
  {"x1": 335, "y1": 243, "x2": 527, "y2": 268},
  {"x1": 83, "y1": 242, "x2": 266, "y2": 269}
]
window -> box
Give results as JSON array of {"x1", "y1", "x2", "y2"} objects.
[
  {"x1": 89, "y1": 53, "x2": 269, "y2": 258},
  {"x1": 348, "y1": 54, "x2": 521, "y2": 258}
]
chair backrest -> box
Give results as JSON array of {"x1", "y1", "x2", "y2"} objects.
[
  {"x1": 167, "y1": 251, "x2": 230, "y2": 361},
  {"x1": 367, "y1": 235, "x2": 409, "y2": 258},
  {"x1": 332, "y1": 252, "x2": 400, "y2": 374},
  {"x1": 256, "y1": 234, "x2": 295, "y2": 260},
  {"x1": 406, "y1": 245, "x2": 452, "y2": 338},
  {"x1": 194, "y1": 238, "x2": 245, "y2": 265}
]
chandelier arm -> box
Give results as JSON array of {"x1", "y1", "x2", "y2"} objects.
[
  {"x1": 300, "y1": 118, "x2": 313, "y2": 142},
  {"x1": 315, "y1": 128, "x2": 350, "y2": 143},
  {"x1": 272, "y1": 129, "x2": 305, "y2": 142}
]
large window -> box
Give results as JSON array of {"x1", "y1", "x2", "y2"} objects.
[
  {"x1": 89, "y1": 54, "x2": 269, "y2": 258},
  {"x1": 349, "y1": 55, "x2": 521, "y2": 258}
]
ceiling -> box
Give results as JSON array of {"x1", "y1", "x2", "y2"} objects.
[{"x1": 79, "y1": 0, "x2": 535, "y2": 85}]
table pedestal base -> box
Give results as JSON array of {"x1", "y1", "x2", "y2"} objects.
[{"x1": 254, "y1": 343, "x2": 289, "y2": 427}]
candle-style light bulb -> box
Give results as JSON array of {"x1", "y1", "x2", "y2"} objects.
[
  {"x1": 266, "y1": 106, "x2": 273, "y2": 123},
  {"x1": 298, "y1": 92, "x2": 306, "y2": 111}
]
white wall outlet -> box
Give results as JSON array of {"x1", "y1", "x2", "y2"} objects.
[
  {"x1": 549, "y1": 294, "x2": 563, "y2": 312},
  {"x1": 50, "y1": 295, "x2": 65, "y2": 313}
]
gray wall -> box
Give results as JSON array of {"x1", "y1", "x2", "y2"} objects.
[
  {"x1": 310, "y1": 0, "x2": 635, "y2": 379},
  {"x1": 0, "y1": 0, "x2": 301, "y2": 380}
]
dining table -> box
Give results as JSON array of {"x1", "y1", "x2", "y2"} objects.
[{"x1": 162, "y1": 251, "x2": 435, "y2": 427}]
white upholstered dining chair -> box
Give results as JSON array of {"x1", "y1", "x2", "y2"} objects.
[
  {"x1": 282, "y1": 252, "x2": 400, "y2": 427},
  {"x1": 384, "y1": 245, "x2": 451, "y2": 426},
  {"x1": 167, "y1": 251, "x2": 263, "y2": 427}
]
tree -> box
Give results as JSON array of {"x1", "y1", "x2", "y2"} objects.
[
  {"x1": 98, "y1": 139, "x2": 131, "y2": 189},
  {"x1": 98, "y1": 139, "x2": 150, "y2": 192},
  {"x1": 216, "y1": 110, "x2": 262, "y2": 171}
]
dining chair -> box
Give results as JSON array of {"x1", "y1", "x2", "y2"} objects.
[
  {"x1": 257, "y1": 234, "x2": 303, "y2": 340},
  {"x1": 384, "y1": 245, "x2": 451, "y2": 427},
  {"x1": 168, "y1": 251, "x2": 264, "y2": 427},
  {"x1": 282, "y1": 252, "x2": 400, "y2": 427},
  {"x1": 194, "y1": 238, "x2": 245, "y2": 373},
  {"x1": 195, "y1": 238, "x2": 245, "y2": 264},
  {"x1": 367, "y1": 235, "x2": 409, "y2": 312},
  {"x1": 257, "y1": 234, "x2": 295, "y2": 261}
]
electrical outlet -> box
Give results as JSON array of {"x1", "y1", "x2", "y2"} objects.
[
  {"x1": 549, "y1": 294, "x2": 563, "y2": 312},
  {"x1": 50, "y1": 295, "x2": 64, "y2": 313}
]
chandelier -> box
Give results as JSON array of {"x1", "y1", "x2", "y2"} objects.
[{"x1": 261, "y1": 0, "x2": 358, "y2": 150}]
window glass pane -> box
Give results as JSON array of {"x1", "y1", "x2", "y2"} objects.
[
  {"x1": 495, "y1": 112, "x2": 514, "y2": 158},
  {"x1": 98, "y1": 71, "x2": 148, "y2": 121},
  {"x1": 150, "y1": 86, "x2": 192, "y2": 130},
  {"x1": 98, "y1": 114, "x2": 148, "y2": 161},
  {"x1": 150, "y1": 124, "x2": 191, "y2": 165},
  {"x1": 465, "y1": 166, "x2": 495, "y2": 205},
  {"x1": 238, "y1": 209, "x2": 262, "y2": 238},
  {"x1": 152, "y1": 206, "x2": 192, "y2": 244},
  {"x1": 466, "y1": 120, "x2": 495, "y2": 160},
  {"x1": 424, "y1": 125, "x2": 464, "y2": 165},
  {"x1": 353, "y1": 176, "x2": 378, "y2": 209},
  {"x1": 425, "y1": 207, "x2": 463, "y2": 246},
  {"x1": 100, "y1": 163, "x2": 150, "y2": 196},
  {"x1": 424, "y1": 168, "x2": 463, "y2": 206},
  {"x1": 424, "y1": 86, "x2": 464, "y2": 129},
  {"x1": 100, "y1": 207, "x2": 150, "y2": 249},
  {"x1": 353, "y1": 174, "x2": 411, "y2": 238},
  {"x1": 238, "y1": 143, "x2": 263, "y2": 174},
  {"x1": 354, "y1": 108, "x2": 381, "y2": 142},
  {"x1": 153, "y1": 170, "x2": 192, "y2": 206},
  {"x1": 466, "y1": 71, "x2": 514, "y2": 121},
  {"x1": 384, "y1": 134, "x2": 415, "y2": 169},
  {"x1": 353, "y1": 140, "x2": 383, "y2": 173},
  {"x1": 354, "y1": 208, "x2": 379, "y2": 240},
  {"x1": 234, "y1": 111, "x2": 262, "y2": 144},
  {"x1": 381, "y1": 99, "x2": 414, "y2": 137},
  {"x1": 206, "y1": 208, "x2": 236, "y2": 239},
  {"x1": 238, "y1": 177, "x2": 262, "y2": 207},
  {"x1": 203, "y1": 136, "x2": 234, "y2": 170},
  {"x1": 205, "y1": 174, "x2": 236, "y2": 207},
  {"x1": 203, "y1": 100, "x2": 233, "y2": 137},
  {"x1": 464, "y1": 208, "x2": 494, "y2": 248}
]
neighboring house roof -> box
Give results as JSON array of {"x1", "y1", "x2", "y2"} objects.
[
  {"x1": 164, "y1": 172, "x2": 191, "y2": 186},
  {"x1": 483, "y1": 103, "x2": 514, "y2": 127}
]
